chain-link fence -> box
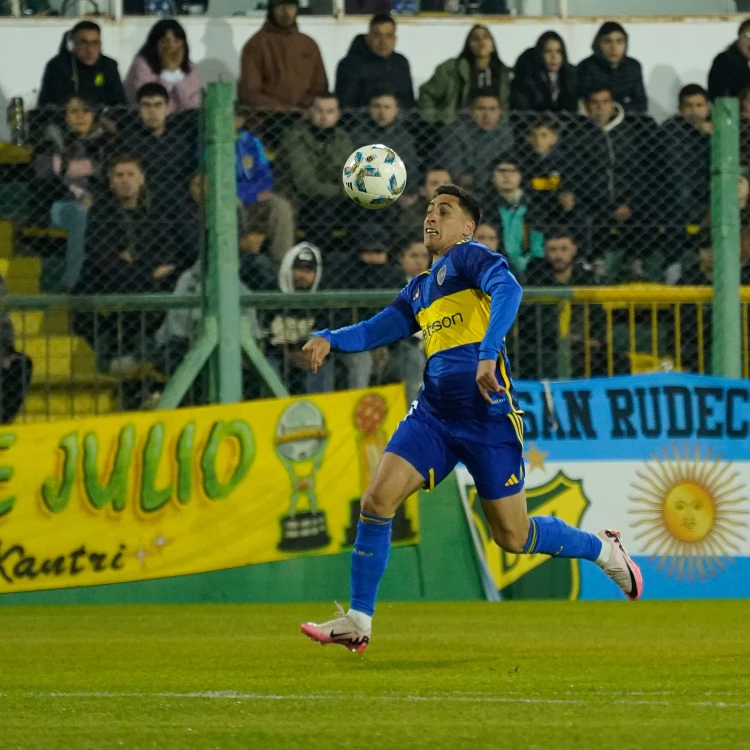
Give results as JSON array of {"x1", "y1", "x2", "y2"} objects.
[{"x1": 0, "y1": 95, "x2": 748, "y2": 422}]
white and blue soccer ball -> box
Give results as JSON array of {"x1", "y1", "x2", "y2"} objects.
[{"x1": 342, "y1": 144, "x2": 408, "y2": 210}]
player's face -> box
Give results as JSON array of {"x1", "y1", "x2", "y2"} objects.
[
  {"x1": 680, "y1": 94, "x2": 710, "y2": 124},
  {"x1": 528, "y1": 126, "x2": 558, "y2": 155},
  {"x1": 367, "y1": 21, "x2": 396, "y2": 58},
  {"x1": 492, "y1": 163, "x2": 521, "y2": 192},
  {"x1": 586, "y1": 91, "x2": 615, "y2": 126},
  {"x1": 310, "y1": 97, "x2": 340, "y2": 129},
  {"x1": 600, "y1": 32, "x2": 626, "y2": 64},
  {"x1": 468, "y1": 26, "x2": 494, "y2": 59},
  {"x1": 545, "y1": 237, "x2": 577, "y2": 271},
  {"x1": 543, "y1": 39, "x2": 563, "y2": 72},
  {"x1": 471, "y1": 96, "x2": 501, "y2": 131},
  {"x1": 400, "y1": 242, "x2": 430, "y2": 276},
  {"x1": 421, "y1": 170, "x2": 451, "y2": 198},
  {"x1": 370, "y1": 95, "x2": 398, "y2": 127},
  {"x1": 139, "y1": 95, "x2": 169, "y2": 133},
  {"x1": 474, "y1": 224, "x2": 499, "y2": 251},
  {"x1": 111, "y1": 162, "x2": 145, "y2": 200},
  {"x1": 271, "y1": 3, "x2": 298, "y2": 28},
  {"x1": 424, "y1": 194, "x2": 475, "y2": 254},
  {"x1": 65, "y1": 97, "x2": 94, "y2": 135}
]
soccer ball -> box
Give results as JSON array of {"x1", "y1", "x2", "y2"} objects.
[{"x1": 342, "y1": 144, "x2": 407, "y2": 210}]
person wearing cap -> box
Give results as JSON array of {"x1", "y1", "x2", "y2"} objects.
[
  {"x1": 577, "y1": 22, "x2": 647, "y2": 113},
  {"x1": 238, "y1": 0, "x2": 328, "y2": 111}
]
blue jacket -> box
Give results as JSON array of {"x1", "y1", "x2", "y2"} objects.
[
  {"x1": 489, "y1": 194, "x2": 544, "y2": 275},
  {"x1": 235, "y1": 130, "x2": 273, "y2": 207}
]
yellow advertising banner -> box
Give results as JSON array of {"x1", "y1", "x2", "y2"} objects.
[{"x1": 0, "y1": 385, "x2": 418, "y2": 594}]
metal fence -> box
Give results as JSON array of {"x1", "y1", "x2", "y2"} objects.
[{"x1": 0, "y1": 89, "x2": 746, "y2": 422}]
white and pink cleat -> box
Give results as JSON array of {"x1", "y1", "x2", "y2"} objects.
[
  {"x1": 301, "y1": 603, "x2": 371, "y2": 653},
  {"x1": 597, "y1": 529, "x2": 643, "y2": 600}
]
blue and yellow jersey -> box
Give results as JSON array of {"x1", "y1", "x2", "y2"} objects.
[{"x1": 318, "y1": 240, "x2": 523, "y2": 420}]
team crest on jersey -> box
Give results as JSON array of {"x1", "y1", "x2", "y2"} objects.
[
  {"x1": 437, "y1": 266, "x2": 447, "y2": 286},
  {"x1": 413, "y1": 288, "x2": 420, "y2": 300},
  {"x1": 242, "y1": 155, "x2": 254, "y2": 171}
]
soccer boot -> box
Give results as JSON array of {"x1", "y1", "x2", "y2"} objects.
[
  {"x1": 596, "y1": 529, "x2": 643, "y2": 601},
  {"x1": 301, "y1": 603, "x2": 370, "y2": 653}
]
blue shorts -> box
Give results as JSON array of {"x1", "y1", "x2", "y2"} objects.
[{"x1": 386, "y1": 401, "x2": 525, "y2": 500}]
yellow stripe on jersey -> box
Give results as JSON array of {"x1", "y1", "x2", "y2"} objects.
[
  {"x1": 415, "y1": 288, "x2": 491, "y2": 358},
  {"x1": 508, "y1": 413, "x2": 524, "y2": 446}
]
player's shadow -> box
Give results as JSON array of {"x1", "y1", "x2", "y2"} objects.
[{"x1": 197, "y1": 18, "x2": 240, "y2": 86}]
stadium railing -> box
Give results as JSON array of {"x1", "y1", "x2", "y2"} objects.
[{"x1": 0, "y1": 84, "x2": 746, "y2": 422}]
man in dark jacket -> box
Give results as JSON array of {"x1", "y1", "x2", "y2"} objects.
[
  {"x1": 238, "y1": 0, "x2": 328, "y2": 111},
  {"x1": 708, "y1": 18, "x2": 750, "y2": 100},
  {"x1": 38, "y1": 22, "x2": 126, "y2": 108},
  {"x1": 335, "y1": 15, "x2": 415, "y2": 111},
  {"x1": 577, "y1": 22, "x2": 647, "y2": 113}
]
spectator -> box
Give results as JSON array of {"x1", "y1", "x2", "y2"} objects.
[
  {"x1": 510, "y1": 31, "x2": 578, "y2": 114},
  {"x1": 124, "y1": 20, "x2": 201, "y2": 115},
  {"x1": 33, "y1": 95, "x2": 117, "y2": 291},
  {"x1": 662, "y1": 84, "x2": 712, "y2": 226},
  {"x1": 277, "y1": 93, "x2": 353, "y2": 247},
  {"x1": 76, "y1": 156, "x2": 192, "y2": 296},
  {"x1": 708, "y1": 19, "x2": 750, "y2": 100},
  {"x1": 234, "y1": 114, "x2": 296, "y2": 266},
  {"x1": 577, "y1": 22, "x2": 647, "y2": 113},
  {"x1": 120, "y1": 83, "x2": 197, "y2": 205},
  {"x1": 350, "y1": 90, "x2": 418, "y2": 185},
  {"x1": 0, "y1": 274, "x2": 32, "y2": 425},
  {"x1": 525, "y1": 230, "x2": 595, "y2": 286},
  {"x1": 400, "y1": 239, "x2": 430, "y2": 281},
  {"x1": 484, "y1": 157, "x2": 544, "y2": 276},
  {"x1": 394, "y1": 166, "x2": 452, "y2": 247},
  {"x1": 418, "y1": 25, "x2": 511, "y2": 125},
  {"x1": 265, "y1": 243, "x2": 332, "y2": 395},
  {"x1": 335, "y1": 15, "x2": 415, "y2": 111},
  {"x1": 474, "y1": 223, "x2": 500, "y2": 251},
  {"x1": 344, "y1": 231, "x2": 407, "y2": 290},
  {"x1": 441, "y1": 95, "x2": 513, "y2": 197},
  {"x1": 238, "y1": 0, "x2": 327, "y2": 111},
  {"x1": 38, "y1": 22, "x2": 126, "y2": 109}
]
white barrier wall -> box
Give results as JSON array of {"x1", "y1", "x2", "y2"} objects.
[{"x1": 0, "y1": 15, "x2": 745, "y2": 137}]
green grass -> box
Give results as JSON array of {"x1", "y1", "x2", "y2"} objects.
[{"x1": 0, "y1": 601, "x2": 748, "y2": 749}]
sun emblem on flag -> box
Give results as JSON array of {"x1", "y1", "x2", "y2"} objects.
[{"x1": 628, "y1": 444, "x2": 749, "y2": 582}]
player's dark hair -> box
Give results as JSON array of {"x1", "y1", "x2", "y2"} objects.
[
  {"x1": 739, "y1": 17, "x2": 750, "y2": 36},
  {"x1": 433, "y1": 184, "x2": 482, "y2": 227},
  {"x1": 679, "y1": 83, "x2": 709, "y2": 106},
  {"x1": 110, "y1": 154, "x2": 144, "y2": 172},
  {"x1": 370, "y1": 13, "x2": 395, "y2": 28},
  {"x1": 136, "y1": 82, "x2": 169, "y2": 103}
]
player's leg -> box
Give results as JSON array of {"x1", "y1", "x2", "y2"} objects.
[{"x1": 301, "y1": 402, "x2": 458, "y2": 651}]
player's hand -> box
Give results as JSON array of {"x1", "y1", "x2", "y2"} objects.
[
  {"x1": 476, "y1": 359, "x2": 506, "y2": 405},
  {"x1": 302, "y1": 336, "x2": 331, "y2": 373}
]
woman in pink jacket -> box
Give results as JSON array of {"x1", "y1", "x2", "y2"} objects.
[{"x1": 124, "y1": 19, "x2": 202, "y2": 114}]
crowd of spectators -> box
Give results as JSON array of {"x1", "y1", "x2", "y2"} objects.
[{"x1": 4, "y1": 10, "x2": 750, "y2": 398}]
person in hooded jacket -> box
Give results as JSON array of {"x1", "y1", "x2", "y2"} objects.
[
  {"x1": 38, "y1": 22, "x2": 126, "y2": 109},
  {"x1": 264, "y1": 243, "x2": 333, "y2": 395},
  {"x1": 577, "y1": 22, "x2": 647, "y2": 114},
  {"x1": 238, "y1": 0, "x2": 328, "y2": 112},
  {"x1": 335, "y1": 15, "x2": 415, "y2": 111},
  {"x1": 708, "y1": 18, "x2": 750, "y2": 100},
  {"x1": 510, "y1": 31, "x2": 578, "y2": 114},
  {"x1": 418, "y1": 24, "x2": 511, "y2": 126}
]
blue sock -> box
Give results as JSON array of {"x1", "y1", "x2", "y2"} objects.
[
  {"x1": 522, "y1": 516, "x2": 603, "y2": 562},
  {"x1": 350, "y1": 511, "x2": 393, "y2": 616}
]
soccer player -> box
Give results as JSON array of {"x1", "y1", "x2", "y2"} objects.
[{"x1": 300, "y1": 185, "x2": 643, "y2": 653}]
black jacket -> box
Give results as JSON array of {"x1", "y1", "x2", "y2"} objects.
[
  {"x1": 708, "y1": 43, "x2": 750, "y2": 100},
  {"x1": 335, "y1": 35, "x2": 415, "y2": 110},
  {"x1": 38, "y1": 34, "x2": 126, "y2": 108},
  {"x1": 577, "y1": 54, "x2": 647, "y2": 113},
  {"x1": 510, "y1": 46, "x2": 578, "y2": 113}
]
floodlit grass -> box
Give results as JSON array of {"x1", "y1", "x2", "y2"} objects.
[{"x1": 0, "y1": 601, "x2": 748, "y2": 749}]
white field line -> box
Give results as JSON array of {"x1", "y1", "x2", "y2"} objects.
[{"x1": 14, "y1": 691, "x2": 750, "y2": 709}]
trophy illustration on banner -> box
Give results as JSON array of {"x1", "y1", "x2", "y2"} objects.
[
  {"x1": 274, "y1": 401, "x2": 331, "y2": 552},
  {"x1": 343, "y1": 393, "x2": 416, "y2": 546}
]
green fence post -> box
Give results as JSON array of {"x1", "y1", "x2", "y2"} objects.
[
  {"x1": 711, "y1": 97, "x2": 742, "y2": 378},
  {"x1": 204, "y1": 82, "x2": 243, "y2": 402}
]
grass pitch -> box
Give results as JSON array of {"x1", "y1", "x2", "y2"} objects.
[{"x1": 0, "y1": 600, "x2": 748, "y2": 750}]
